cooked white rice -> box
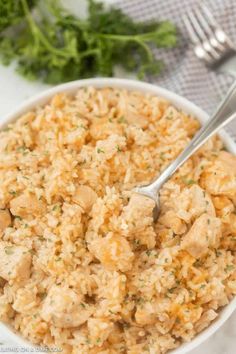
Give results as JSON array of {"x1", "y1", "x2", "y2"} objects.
[{"x1": 0, "y1": 87, "x2": 235, "y2": 353}]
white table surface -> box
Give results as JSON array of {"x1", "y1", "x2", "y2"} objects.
[{"x1": 0, "y1": 0, "x2": 235, "y2": 353}]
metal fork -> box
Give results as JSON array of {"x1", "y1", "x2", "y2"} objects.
[
  {"x1": 183, "y1": 4, "x2": 236, "y2": 75},
  {"x1": 135, "y1": 81, "x2": 236, "y2": 221}
]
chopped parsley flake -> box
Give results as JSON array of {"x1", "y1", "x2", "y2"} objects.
[
  {"x1": 118, "y1": 116, "x2": 127, "y2": 124},
  {"x1": 4, "y1": 246, "x2": 14, "y2": 255},
  {"x1": 225, "y1": 265, "x2": 234, "y2": 272},
  {"x1": 181, "y1": 177, "x2": 195, "y2": 185}
]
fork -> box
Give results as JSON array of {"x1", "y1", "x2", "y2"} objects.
[
  {"x1": 135, "y1": 81, "x2": 236, "y2": 221},
  {"x1": 183, "y1": 4, "x2": 236, "y2": 75}
]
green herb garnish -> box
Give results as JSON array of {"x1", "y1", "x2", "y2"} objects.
[
  {"x1": 181, "y1": 177, "x2": 196, "y2": 186},
  {"x1": 4, "y1": 246, "x2": 14, "y2": 255},
  {"x1": 14, "y1": 215, "x2": 22, "y2": 220},
  {"x1": 0, "y1": 0, "x2": 36, "y2": 32},
  {"x1": 118, "y1": 116, "x2": 127, "y2": 124},
  {"x1": 225, "y1": 265, "x2": 235, "y2": 272},
  {"x1": 0, "y1": 0, "x2": 177, "y2": 83}
]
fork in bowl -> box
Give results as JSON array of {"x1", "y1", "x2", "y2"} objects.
[
  {"x1": 183, "y1": 4, "x2": 236, "y2": 76},
  {"x1": 135, "y1": 5, "x2": 236, "y2": 220}
]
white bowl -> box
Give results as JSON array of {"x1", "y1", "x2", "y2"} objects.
[{"x1": 1, "y1": 78, "x2": 236, "y2": 353}]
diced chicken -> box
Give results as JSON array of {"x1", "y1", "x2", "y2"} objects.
[
  {"x1": 218, "y1": 151, "x2": 236, "y2": 175},
  {"x1": 120, "y1": 193, "x2": 156, "y2": 248},
  {"x1": 0, "y1": 242, "x2": 32, "y2": 281},
  {"x1": 174, "y1": 185, "x2": 215, "y2": 222},
  {"x1": 87, "y1": 317, "x2": 114, "y2": 346},
  {"x1": 13, "y1": 287, "x2": 37, "y2": 314},
  {"x1": 189, "y1": 185, "x2": 215, "y2": 217},
  {"x1": 95, "y1": 134, "x2": 126, "y2": 161},
  {"x1": 0, "y1": 209, "x2": 11, "y2": 234},
  {"x1": 10, "y1": 193, "x2": 45, "y2": 218},
  {"x1": 158, "y1": 210, "x2": 186, "y2": 235},
  {"x1": 89, "y1": 233, "x2": 134, "y2": 272},
  {"x1": 200, "y1": 155, "x2": 236, "y2": 197},
  {"x1": 171, "y1": 188, "x2": 191, "y2": 221},
  {"x1": 121, "y1": 193, "x2": 155, "y2": 233},
  {"x1": 41, "y1": 285, "x2": 93, "y2": 328},
  {"x1": 212, "y1": 196, "x2": 234, "y2": 217},
  {"x1": 72, "y1": 185, "x2": 97, "y2": 212},
  {"x1": 181, "y1": 214, "x2": 221, "y2": 258}
]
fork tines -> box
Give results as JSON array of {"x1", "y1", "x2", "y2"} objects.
[{"x1": 183, "y1": 4, "x2": 236, "y2": 67}]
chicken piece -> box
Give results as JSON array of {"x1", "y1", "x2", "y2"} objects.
[
  {"x1": 181, "y1": 214, "x2": 221, "y2": 258},
  {"x1": 89, "y1": 233, "x2": 134, "y2": 272},
  {"x1": 0, "y1": 242, "x2": 32, "y2": 281},
  {"x1": 13, "y1": 287, "x2": 37, "y2": 314},
  {"x1": 41, "y1": 285, "x2": 93, "y2": 328},
  {"x1": 87, "y1": 317, "x2": 114, "y2": 346},
  {"x1": 158, "y1": 210, "x2": 186, "y2": 235},
  {"x1": 190, "y1": 185, "x2": 215, "y2": 217},
  {"x1": 72, "y1": 185, "x2": 97, "y2": 212},
  {"x1": 212, "y1": 196, "x2": 234, "y2": 217},
  {"x1": 0, "y1": 209, "x2": 11, "y2": 234},
  {"x1": 200, "y1": 155, "x2": 236, "y2": 197},
  {"x1": 10, "y1": 193, "x2": 45, "y2": 218},
  {"x1": 173, "y1": 185, "x2": 215, "y2": 223},
  {"x1": 218, "y1": 150, "x2": 236, "y2": 175},
  {"x1": 121, "y1": 193, "x2": 155, "y2": 233},
  {"x1": 95, "y1": 134, "x2": 126, "y2": 161}
]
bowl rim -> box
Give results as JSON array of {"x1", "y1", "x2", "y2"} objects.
[{"x1": 0, "y1": 77, "x2": 236, "y2": 353}]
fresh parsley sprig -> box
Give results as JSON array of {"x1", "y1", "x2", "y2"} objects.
[{"x1": 0, "y1": 0, "x2": 177, "y2": 83}]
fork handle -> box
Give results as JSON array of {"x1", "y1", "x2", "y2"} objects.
[{"x1": 141, "y1": 81, "x2": 236, "y2": 197}]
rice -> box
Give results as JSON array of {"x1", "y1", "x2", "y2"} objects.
[{"x1": 0, "y1": 87, "x2": 235, "y2": 354}]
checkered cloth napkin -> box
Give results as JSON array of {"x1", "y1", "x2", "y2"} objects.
[{"x1": 116, "y1": 0, "x2": 236, "y2": 139}]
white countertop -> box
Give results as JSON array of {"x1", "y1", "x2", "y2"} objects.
[{"x1": 0, "y1": 0, "x2": 235, "y2": 352}]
